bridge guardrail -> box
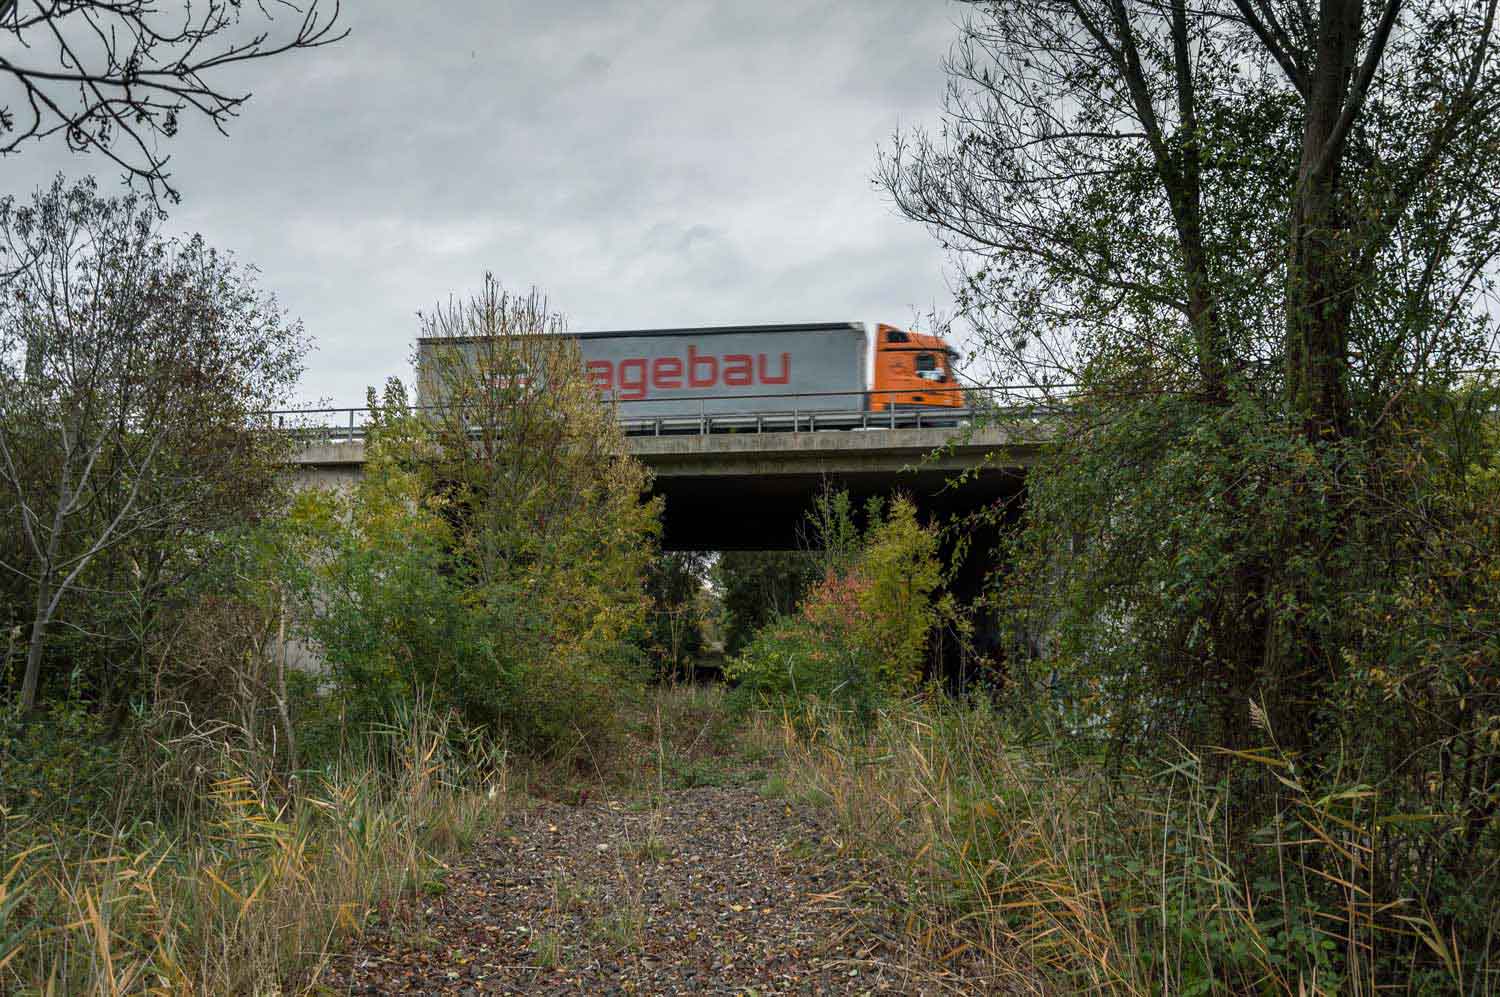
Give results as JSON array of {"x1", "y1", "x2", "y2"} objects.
[{"x1": 262, "y1": 387, "x2": 1055, "y2": 446}]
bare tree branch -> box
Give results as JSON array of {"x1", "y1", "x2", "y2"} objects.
[
  {"x1": 0, "y1": 0, "x2": 345, "y2": 201},
  {"x1": 1231, "y1": 0, "x2": 1309, "y2": 94}
]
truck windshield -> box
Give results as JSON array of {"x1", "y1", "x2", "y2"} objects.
[{"x1": 916, "y1": 353, "x2": 945, "y2": 379}]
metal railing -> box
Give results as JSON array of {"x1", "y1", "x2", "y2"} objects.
[{"x1": 260, "y1": 386, "x2": 1050, "y2": 446}]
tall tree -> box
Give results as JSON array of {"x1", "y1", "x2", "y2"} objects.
[
  {"x1": 882, "y1": 0, "x2": 1500, "y2": 428},
  {"x1": 400, "y1": 275, "x2": 660, "y2": 752},
  {"x1": 883, "y1": 0, "x2": 1500, "y2": 745},
  {"x1": 0, "y1": 0, "x2": 345, "y2": 200},
  {"x1": 413, "y1": 277, "x2": 658, "y2": 618},
  {"x1": 0, "y1": 175, "x2": 305, "y2": 712},
  {"x1": 645, "y1": 550, "x2": 709, "y2": 678}
]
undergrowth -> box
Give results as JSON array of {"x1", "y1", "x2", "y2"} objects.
[
  {"x1": 760, "y1": 698, "x2": 1499, "y2": 996},
  {"x1": 0, "y1": 703, "x2": 510, "y2": 995}
]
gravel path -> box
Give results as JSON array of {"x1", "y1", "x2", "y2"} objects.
[{"x1": 322, "y1": 784, "x2": 1001, "y2": 994}]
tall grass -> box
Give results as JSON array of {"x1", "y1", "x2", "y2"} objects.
[
  {"x1": 761, "y1": 698, "x2": 1498, "y2": 996},
  {"x1": 0, "y1": 703, "x2": 509, "y2": 995}
]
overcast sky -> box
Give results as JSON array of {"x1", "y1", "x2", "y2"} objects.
[{"x1": 3, "y1": 1, "x2": 965, "y2": 406}]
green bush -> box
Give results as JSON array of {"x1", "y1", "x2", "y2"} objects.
[
  {"x1": 0, "y1": 700, "x2": 122, "y2": 838},
  {"x1": 284, "y1": 284, "x2": 660, "y2": 766},
  {"x1": 1001, "y1": 387, "x2": 1500, "y2": 988},
  {"x1": 862, "y1": 496, "x2": 947, "y2": 690},
  {"x1": 726, "y1": 494, "x2": 948, "y2": 721},
  {"x1": 726, "y1": 606, "x2": 878, "y2": 720}
]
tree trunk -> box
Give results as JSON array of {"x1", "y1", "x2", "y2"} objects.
[
  {"x1": 1273, "y1": 0, "x2": 1369, "y2": 750},
  {"x1": 277, "y1": 600, "x2": 297, "y2": 773},
  {"x1": 1287, "y1": 183, "x2": 1353, "y2": 439},
  {"x1": 19, "y1": 577, "x2": 52, "y2": 712},
  {"x1": 1286, "y1": 0, "x2": 1361, "y2": 440}
]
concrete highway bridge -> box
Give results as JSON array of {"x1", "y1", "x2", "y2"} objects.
[{"x1": 282, "y1": 396, "x2": 1050, "y2": 549}]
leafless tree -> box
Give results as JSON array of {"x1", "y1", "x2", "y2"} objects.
[
  {"x1": 0, "y1": 175, "x2": 305, "y2": 712},
  {"x1": 0, "y1": 0, "x2": 345, "y2": 201}
]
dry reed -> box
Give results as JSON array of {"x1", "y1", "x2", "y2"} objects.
[
  {"x1": 759, "y1": 698, "x2": 1494, "y2": 996},
  {"x1": 0, "y1": 704, "x2": 509, "y2": 995}
]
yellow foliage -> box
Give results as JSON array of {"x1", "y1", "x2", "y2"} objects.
[{"x1": 861, "y1": 496, "x2": 944, "y2": 692}]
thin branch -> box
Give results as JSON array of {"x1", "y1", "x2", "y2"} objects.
[
  {"x1": 0, "y1": 0, "x2": 345, "y2": 199},
  {"x1": 1231, "y1": 0, "x2": 1309, "y2": 95}
]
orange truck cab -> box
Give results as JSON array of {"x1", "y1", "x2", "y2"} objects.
[{"x1": 869, "y1": 323, "x2": 963, "y2": 411}]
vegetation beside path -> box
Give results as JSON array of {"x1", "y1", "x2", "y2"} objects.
[
  {"x1": 11, "y1": 0, "x2": 1500, "y2": 981},
  {"x1": 0, "y1": 258, "x2": 664, "y2": 992}
]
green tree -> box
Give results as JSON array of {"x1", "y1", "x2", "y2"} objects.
[
  {"x1": 387, "y1": 276, "x2": 660, "y2": 756},
  {"x1": 712, "y1": 551, "x2": 818, "y2": 656},
  {"x1": 884, "y1": 0, "x2": 1500, "y2": 746},
  {"x1": 0, "y1": 176, "x2": 305, "y2": 714},
  {"x1": 861, "y1": 496, "x2": 944, "y2": 691},
  {"x1": 883, "y1": 0, "x2": 1500, "y2": 430},
  {"x1": 644, "y1": 551, "x2": 709, "y2": 679},
  {"x1": 887, "y1": 2, "x2": 1500, "y2": 981},
  {"x1": 287, "y1": 402, "x2": 496, "y2": 736}
]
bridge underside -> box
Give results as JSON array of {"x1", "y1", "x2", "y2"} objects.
[
  {"x1": 654, "y1": 466, "x2": 1024, "y2": 549},
  {"x1": 625, "y1": 424, "x2": 1036, "y2": 549}
]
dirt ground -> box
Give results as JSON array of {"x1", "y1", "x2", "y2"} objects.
[{"x1": 317, "y1": 781, "x2": 1008, "y2": 995}]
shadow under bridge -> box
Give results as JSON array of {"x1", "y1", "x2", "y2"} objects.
[{"x1": 633, "y1": 424, "x2": 1036, "y2": 550}]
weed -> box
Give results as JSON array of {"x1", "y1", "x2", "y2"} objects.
[
  {"x1": 592, "y1": 909, "x2": 645, "y2": 954},
  {"x1": 550, "y1": 873, "x2": 597, "y2": 913},
  {"x1": 759, "y1": 774, "x2": 791, "y2": 799},
  {"x1": 531, "y1": 929, "x2": 565, "y2": 969},
  {"x1": 590, "y1": 858, "x2": 648, "y2": 955},
  {"x1": 631, "y1": 833, "x2": 670, "y2": 864},
  {"x1": 668, "y1": 756, "x2": 729, "y2": 789},
  {"x1": 783, "y1": 838, "x2": 822, "y2": 865},
  {"x1": 737, "y1": 742, "x2": 771, "y2": 766}
]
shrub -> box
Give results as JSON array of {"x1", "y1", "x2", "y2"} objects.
[
  {"x1": 861, "y1": 496, "x2": 946, "y2": 691},
  {"x1": 1000, "y1": 386, "x2": 1500, "y2": 988},
  {"x1": 725, "y1": 572, "x2": 881, "y2": 718},
  {"x1": 286, "y1": 456, "x2": 505, "y2": 741},
  {"x1": 726, "y1": 493, "x2": 948, "y2": 719},
  {"x1": 286, "y1": 282, "x2": 660, "y2": 765},
  {"x1": 0, "y1": 700, "x2": 121, "y2": 836}
]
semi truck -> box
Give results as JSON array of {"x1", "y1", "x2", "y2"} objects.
[{"x1": 416, "y1": 321, "x2": 963, "y2": 430}]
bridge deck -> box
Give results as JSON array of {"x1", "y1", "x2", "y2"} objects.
[
  {"x1": 288, "y1": 420, "x2": 1043, "y2": 549},
  {"x1": 289, "y1": 420, "x2": 1043, "y2": 479}
]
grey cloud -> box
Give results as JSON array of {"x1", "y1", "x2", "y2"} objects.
[
  {"x1": 0, "y1": 0, "x2": 967, "y2": 403},
  {"x1": 640, "y1": 222, "x2": 725, "y2": 257}
]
